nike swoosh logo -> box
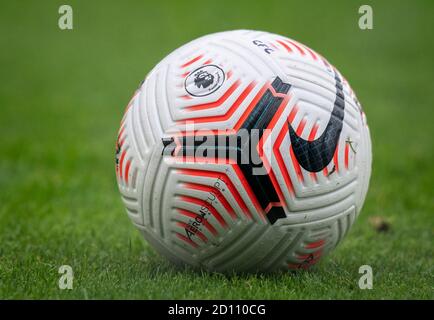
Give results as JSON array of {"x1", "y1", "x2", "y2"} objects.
[{"x1": 288, "y1": 70, "x2": 345, "y2": 172}]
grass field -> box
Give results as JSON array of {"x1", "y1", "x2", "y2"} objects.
[{"x1": 0, "y1": 0, "x2": 433, "y2": 299}]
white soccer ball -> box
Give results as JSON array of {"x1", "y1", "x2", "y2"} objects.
[{"x1": 115, "y1": 30, "x2": 372, "y2": 272}]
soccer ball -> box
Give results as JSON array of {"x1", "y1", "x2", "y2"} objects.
[{"x1": 115, "y1": 30, "x2": 372, "y2": 272}]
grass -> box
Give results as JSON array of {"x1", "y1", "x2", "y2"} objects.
[{"x1": 0, "y1": 0, "x2": 433, "y2": 299}]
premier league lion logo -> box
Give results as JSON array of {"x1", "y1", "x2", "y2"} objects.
[{"x1": 194, "y1": 70, "x2": 214, "y2": 89}]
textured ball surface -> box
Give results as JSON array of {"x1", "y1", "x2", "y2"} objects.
[{"x1": 115, "y1": 30, "x2": 372, "y2": 272}]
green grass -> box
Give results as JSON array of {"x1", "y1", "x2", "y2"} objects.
[{"x1": 0, "y1": 0, "x2": 433, "y2": 299}]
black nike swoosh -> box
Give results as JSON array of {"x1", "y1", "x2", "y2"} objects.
[{"x1": 288, "y1": 70, "x2": 345, "y2": 172}]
